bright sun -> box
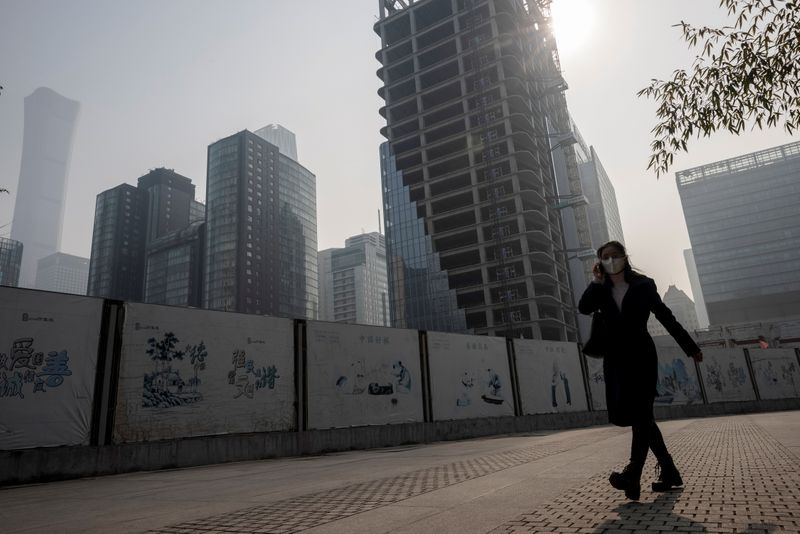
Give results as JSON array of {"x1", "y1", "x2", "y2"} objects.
[{"x1": 549, "y1": 0, "x2": 596, "y2": 57}]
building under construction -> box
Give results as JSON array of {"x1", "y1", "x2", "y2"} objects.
[{"x1": 376, "y1": 0, "x2": 591, "y2": 341}]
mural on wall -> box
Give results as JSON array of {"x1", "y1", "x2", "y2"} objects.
[
  {"x1": 141, "y1": 333, "x2": 206, "y2": 408},
  {"x1": 0, "y1": 288, "x2": 104, "y2": 450},
  {"x1": 584, "y1": 356, "x2": 607, "y2": 411},
  {"x1": 697, "y1": 349, "x2": 756, "y2": 403},
  {"x1": 749, "y1": 349, "x2": 800, "y2": 400},
  {"x1": 228, "y1": 349, "x2": 280, "y2": 400},
  {"x1": 656, "y1": 348, "x2": 703, "y2": 405},
  {"x1": 514, "y1": 339, "x2": 588, "y2": 414},
  {"x1": 1, "y1": 338, "x2": 72, "y2": 398},
  {"x1": 427, "y1": 332, "x2": 514, "y2": 421},
  {"x1": 114, "y1": 303, "x2": 295, "y2": 443},
  {"x1": 306, "y1": 323, "x2": 423, "y2": 429}
]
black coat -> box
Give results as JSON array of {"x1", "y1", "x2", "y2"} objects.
[{"x1": 578, "y1": 274, "x2": 700, "y2": 427}]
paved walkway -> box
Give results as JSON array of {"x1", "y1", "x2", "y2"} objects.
[{"x1": 2, "y1": 411, "x2": 799, "y2": 533}]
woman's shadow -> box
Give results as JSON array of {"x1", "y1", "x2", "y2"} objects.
[
  {"x1": 593, "y1": 490, "x2": 703, "y2": 533},
  {"x1": 593, "y1": 491, "x2": 780, "y2": 533}
]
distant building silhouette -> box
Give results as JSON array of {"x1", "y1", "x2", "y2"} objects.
[
  {"x1": 35, "y1": 252, "x2": 89, "y2": 295},
  {"x1": 11, "y1": 87, "x2": 80, "y2": 288},
  {"x1": 253, "y1": 124, "x2": 298, "y2": 161},
  {"x1": 0, "y1": 237, "x2": 23, "y2": 287},
  {"x1": 683, "y1": 249, "x2": 710, "y2": 329},
  {"x1": 319, "y1": 232, "x2": 389, "y2": 326},
  {"x1": 676, "y1": 141, "x2": 800, "y2": 324},
  {"x1": 570, "y1": 121, "x2": 625, "y2": 342},
  {"x1": 648, "y1": 285, "x2": 700, "y2": 337}
]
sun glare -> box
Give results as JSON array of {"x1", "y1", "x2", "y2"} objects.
[{"x1": 550, "y1": 0, "x2": 596, "y2": 57}]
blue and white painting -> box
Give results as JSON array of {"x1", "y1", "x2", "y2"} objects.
[
  {"x1": 0, "y1": 287, "x2": 104, "y2": 450},
  {"x1": 749, "y1": 349, "x2": 800, "y2": 400},
  {"x1": 427, "y1": 332, "x2": 514, "y2": 421},
  {"x1": 514, "y1": 339, "x2": 588, "y2": 414},
  {"x1": 141, "y1": 333, "x2": 206, "y2": 407},
  {"x1": 655, "y1": 347, "x2": 703, "y2": 405},
  {"x1": 697, "y1": 348, "x2": 756, "y2": 403},
  {"x1": 114, "y1": 303, "x2": 294, "y2": 443},
  {"x1": 306, "y1": 322, "x2": 423, "y2": 429}
]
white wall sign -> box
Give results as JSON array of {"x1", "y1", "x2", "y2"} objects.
[
  {"x1": 656, "y1": 347, "x2": 704, "y2": 405},
  {"x1": 584, "y1": 355, "x2": 607, "y2": 411},
  {"x1": 306, "y1": 322, "x2": 423, "y2": 429},
  {"x1": 514, "y1": 339, "x2": 588, "y2": 414},
  {"x1": 0, "y1": 288, "x2": 104, "y2": 449},
  {"x1": 114, "y1": 304, "x2": 295, "y2": 443},
  {"x1": 427, "y1": 332, "x2": 514, "y2": 421},
  {"x1": 749, "y1": 349, "x2": 800, "y2": 400},
  {"x1": 697, "y1": 348, "x2": 756, "y2": 403}
]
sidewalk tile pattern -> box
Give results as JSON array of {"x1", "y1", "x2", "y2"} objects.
[
  {"x1": 148, "y1": 442, "x2": 572, "y2": 533},
  {"x1": 148, "y1": 419, "x2": 800, "y2": 533},
  {"x1": 490, "y1": 419, "x2": 800, "y2": 533}
]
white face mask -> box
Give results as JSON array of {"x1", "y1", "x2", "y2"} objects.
[{"x1": 602, "y1": 257, "x2": 626, "y2": 275}]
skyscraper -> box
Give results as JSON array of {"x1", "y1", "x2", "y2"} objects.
[
  {"x1": 375, "y1": 0, "x2": 577, "y2": 340},
  {"x1": 204, "y1": 127, "x2": 318, "y2": 318},
  {"x1": 575, "y1": 138, "x2": 624, "y2": 249},
  {"x1": 35, "y1": 252, "x2": 89, "y2": 295},
  {"x1": 87, "y1": 184, "x2": 148, "y2": 300},
  {"x1": 88, "y1": 168, "x2": 201, "y2": 302},
  {"x1": 0, "y1": 237, "x2": 23, "y2": 287},
  {"x1": 561, "y1": 121, "x2": 624, "y2": 342},
  {"x1": 676, "y1": 141, "x2": 800, "y2": 324},
  {"x1": 137, "y1": 168, "x2": 197, "y2": 243},
  {"x1": 10, "y1": 87, "x2": 80, "y2": 287},
  {"x1": 319, "y1": 232, "x2": 389, "y2": 326}
]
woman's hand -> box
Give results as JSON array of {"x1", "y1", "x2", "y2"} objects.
[
  {"x1": 592, "y1": 262, "x2": 604, "y2": 284},
  {"x1": 690, "y1": 351, "x2": 703, "y2": 363}
]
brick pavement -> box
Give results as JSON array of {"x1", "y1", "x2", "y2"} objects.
[
  {"x1": 148, "y1": 443, "x2": 572, "y2": 533},
  {"x1": 490, "y1": 418, "x2": 800, "y2": 533},
  {"x1": 137, "y1": 416, "x2": 800, "y2": 533}
]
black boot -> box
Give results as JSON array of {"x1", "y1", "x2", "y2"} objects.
[
  {"x1": 609, "y1": 462, "x2": 642, "y2": 501},
  {"x1": 652, "y1": 456, "x2": 683, "y2": 491}
]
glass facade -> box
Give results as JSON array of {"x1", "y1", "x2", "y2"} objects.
[
  {"x1": 574, "y1": 125, "x2": 624, "y2": 249},
  {"x1": 0, "y1": 237, "x2": 23, "y2": 287},
  {"x1": 204, "y1": 129, "x2": 318, "y2": 319},
  {"x1": 253, "y1": 124, "x2": 298, "y2": 161},
  {"x1": 144, "y1": 221, "x2": 205, "y2": 307},
  {"x1": 89, "y1": 170, "x2": 200, "y2": 302},
  {"x1": 277, "y1": 155, "x2": 318, "y2": 320},
  {"x1": 204, "y1": 135, "x2": 242, "y2": 311},
  {"x1": 677, "y1": 141, "x2": 800, "y2": 324},
  {"x1": 87, "y1": 184, "x2": 148, "y2": 300},
  {"x1": 35, "y1": 252, "x2": 89, "y2": 295},
  {"x1": 381, "y1": 143, "x2": 467, "y2": 332}
]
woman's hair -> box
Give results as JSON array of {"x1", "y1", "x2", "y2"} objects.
[{"x1": 596, "y1": 240, "x2": 645, "y2": 282}]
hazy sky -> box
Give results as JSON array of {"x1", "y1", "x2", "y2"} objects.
[{"x1": 0, "y1": 0, "x2": 795, "y2": 301}]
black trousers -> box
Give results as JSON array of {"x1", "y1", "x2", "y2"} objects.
[{"x1": 630, "y1": 419, "x2": 670, "y2": 469}]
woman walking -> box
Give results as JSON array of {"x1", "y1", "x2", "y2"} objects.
[{"x1": 579, "y1": 241, "x2": 703, "y2": 500}]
